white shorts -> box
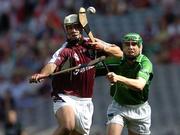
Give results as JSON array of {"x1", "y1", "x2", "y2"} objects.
[
  {"x1": 53, "y1": 94, "x2": 94, "y2": 135},
  {"x1": 107, "y1": 100, "x2": 151, "y2": 135}
]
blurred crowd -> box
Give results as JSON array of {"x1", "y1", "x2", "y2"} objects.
[{"x1": 0, "y1": 0, "x2": 179, "y2": 134}]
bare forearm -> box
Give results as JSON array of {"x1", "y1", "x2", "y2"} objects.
[
  {"x1": 107, "y1": 72, "x2": 146, "y2": 91},
  {"x1": 116, "y1": 76, "x2": 145, "y2": 91},
  {"x1": 90, "y1": 38, "x2": 123, "y2": 58},
  {"x1": 30, "y1": 63, "x2": 57, "y2": 83},
  {"x1": 40, "y1": 63, "x2": 57, "y2": 75},
  {"x1": 103, "y1": 44, "x2": 123, "y2": 58}
]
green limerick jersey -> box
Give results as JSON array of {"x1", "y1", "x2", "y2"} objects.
[{"x1": 112, "y1": 54, "x2": 153, "y2": 105}]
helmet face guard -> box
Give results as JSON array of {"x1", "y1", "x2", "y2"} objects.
[
  {"x1": 64, "y1": 14, "x2": 79, "y2": 26},
  {"x1": 63, "y1": 14, "x2": 83, "y2": 34},
  {"x1": 122, "y1": 33, "x2": 143, "y2": 47}
]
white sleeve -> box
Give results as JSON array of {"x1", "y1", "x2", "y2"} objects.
[{"x1": 48, "y1": 42, "x2": 67, "y2": 63}]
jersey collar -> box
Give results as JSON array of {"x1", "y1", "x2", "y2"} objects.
[{"x1": 122, "y1": 54, "x2": 143, "y2": 63}]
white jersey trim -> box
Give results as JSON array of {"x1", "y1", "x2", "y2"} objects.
[{"x1": 48, "y1": 42, "x2": 67, "y2": 63}]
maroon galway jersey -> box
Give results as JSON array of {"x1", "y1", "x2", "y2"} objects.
[{"x1": 48, "y1": 38, "x2": 96, "y2": 98}]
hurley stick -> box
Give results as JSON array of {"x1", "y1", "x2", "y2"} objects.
[
  {"x1": 29, "y1": 56, "x2": 106, "y2": 83},
  {"x1": 79, "y1": 7, "x2": 95, "y2": 43}
]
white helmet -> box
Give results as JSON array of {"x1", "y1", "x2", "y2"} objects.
[{"x1": 64, "y1": 14, "x2": 79, "y2": 26}]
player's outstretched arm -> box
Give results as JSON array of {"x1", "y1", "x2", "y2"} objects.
[
  {"x1": 89, "y1": 38, "x2": 123, "y2": 58},
  {"x1": 30, "y1": 63, "x2": 57, "y2": 83}
]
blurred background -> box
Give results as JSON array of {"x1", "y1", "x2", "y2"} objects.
[{"x1": 0, "y1": 0, "x2": 180, "y2": 135}]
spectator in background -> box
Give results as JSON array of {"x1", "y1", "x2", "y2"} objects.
[
  {"x1": 167, "y1": 15, "x2": 180, "y2": 36},
  {"x1": 0, "y1": 75, "x2": 10, "y2": 97},
  {"x1": 4, "y1": 110, "x2": 28, "y2": 135},
  {"x1": 155, "y1": 15, "x2": 180, "y2": 64},
  {"x1": 152, "y1": 17, "x2": 169, "y2": 63},
  {"x1": 166, "y1": 35, "x2": 180, "y2": 63},
  {"x1": 142, "y1": 17, "x2": 158, "y2": 58},
  {"x1": 0, "y1": 42, "x2": 14, "y2": 79},
  {"x1": 107, "y1": 0, "x2": 128, "y2": 15},
  {"x1": 0, "y1": 96, "x2": 4, "y2": 123},
  {"x1": 0, "y1": 90, "x2": 16, "y2": 125},
  {"x1": 2, "y1": 90, "x2": 16, "y2": 112},
  {"x1": 161, "y1": 7, "x2": 176, "y2": 25},
  {"x1": 161, "y1": 0, "x2": 176, "y2": 10},
  {"x1": 127, "y1": 0, "x2": 151, "y2": 9},
  {"x1": 0, "y1": 12, "x2": 10, "y2": 34}
]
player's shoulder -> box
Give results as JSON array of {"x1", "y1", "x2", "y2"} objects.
[
  {"x1": 139, "y1": 55, "x2": 153, "y2": 70},
  {"x1": 54, "y1": 42, "x2": 69, "y2": 54},
  {"x1": 140, "y1": 54, "x2": 152, "y2": 63}
]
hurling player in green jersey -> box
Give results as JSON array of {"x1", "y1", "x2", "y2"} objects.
[{"x1": 106, "y1": 33, "x2": 153, "y2": 135}]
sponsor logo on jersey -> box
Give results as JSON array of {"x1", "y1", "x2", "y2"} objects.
[{"x1": 73, "y1": 66, "x2": 94, "y2": 75}]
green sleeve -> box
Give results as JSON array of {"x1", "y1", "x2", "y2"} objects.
[{"x1": 137, "y1": 60, "x2": 152, "y2": 81}]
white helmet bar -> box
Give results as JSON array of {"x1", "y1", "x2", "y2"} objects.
[{"x1": 64, "y1": 14, "x2": 79, "y2": 26}]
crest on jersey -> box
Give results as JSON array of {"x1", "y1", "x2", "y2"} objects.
[{"x1": 73, "y1": 53, "x2": 79, "y2": 61}]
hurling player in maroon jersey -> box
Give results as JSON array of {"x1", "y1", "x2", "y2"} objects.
[{"x1": 30, "y1": 14, "x2": 123, "y2": 135}]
